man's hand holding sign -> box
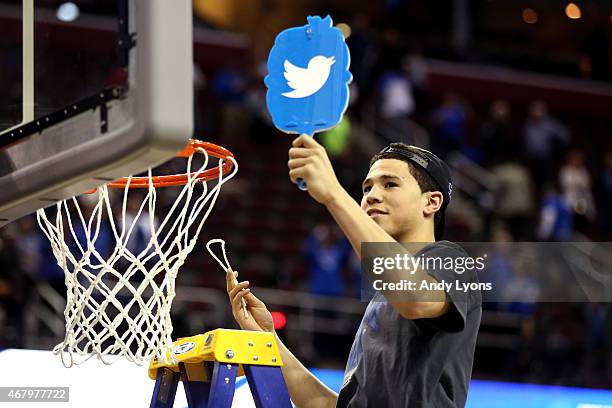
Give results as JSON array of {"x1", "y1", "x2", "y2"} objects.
[{"x1": 265, "y1": 15, "x2": 352, "y2": 190}]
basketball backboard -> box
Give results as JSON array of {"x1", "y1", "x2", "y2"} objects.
[{"x1": 0, "y1": 0, "x2": 193, "y2": 228}]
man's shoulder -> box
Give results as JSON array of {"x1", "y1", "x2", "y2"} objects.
[{"x1": 418, "y1": 240, "x2": 467, "y2": 257}]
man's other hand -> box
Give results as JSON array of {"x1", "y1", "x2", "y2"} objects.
[{"x1": 226, "y1": 271, "x2": 274, "y2": 332}]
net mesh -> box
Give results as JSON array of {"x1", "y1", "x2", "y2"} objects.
[{"x1": 36, "y1": 144, "x2": 237, "y2": 367}]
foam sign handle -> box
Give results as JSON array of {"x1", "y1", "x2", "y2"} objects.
[{"x1": 265, "y1": 15, "x2": 352, "y2": 190}]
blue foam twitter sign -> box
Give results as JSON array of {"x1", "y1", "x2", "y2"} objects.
[{"x1": 265, "y1": 15, "x2": 352, "y2": 137}]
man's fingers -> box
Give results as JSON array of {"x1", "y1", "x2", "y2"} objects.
[
  {"x1": 226, "y1": 270, "x2": 242, "y2": 292},
  {"x1": 244, "y1": 291, "x2": 265, "y2": 307},
  {"x1": 288, "y1": 147, "x2": 316, "y2": 159},
  {"x1": 229, "y1": 281, "x2": 249, "y2": 299},
  {"x1": 292, "y1": 134, "x2": 320, "y2": 148},
  {"x1": 232, "y1": 288, "x2": 250, "y2": 312},
  {"x1": 291, "y1": 134, "x2": 310, "y2": 147},
  {"x1": 229, "y1": 280, "x2": 249, "y2": 300},
  {"x1": 287, "y1": 157, "x2": 310, "y2": 170},
  {"x1": 289, "y1": 168, "x2": 307, "y2": 184},
  {"x1": 225, "y1": 270, "x2": 235, "y2": 292}
]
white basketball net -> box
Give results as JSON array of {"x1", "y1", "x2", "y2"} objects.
[{"x1": 36, "y1": 146, "x2": 237, "y2": 367}]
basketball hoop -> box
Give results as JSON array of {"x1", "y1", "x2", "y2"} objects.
[{"x1": 36, "y1": 139, "x2": 237, "y2": 367}]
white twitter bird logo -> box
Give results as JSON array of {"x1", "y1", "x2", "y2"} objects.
[{"x1": 282, "y1": 55, "x2": 336, "y2": 98}]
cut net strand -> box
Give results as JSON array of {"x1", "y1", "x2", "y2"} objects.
[{"x1": 206, "y1": 239, "x2": 248, "y2": 319}]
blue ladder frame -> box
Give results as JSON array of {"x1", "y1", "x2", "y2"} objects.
[{"x1": 150, "y1": 361, "x2": 292, "y2": 408}]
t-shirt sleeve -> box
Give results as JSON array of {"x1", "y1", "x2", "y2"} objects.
[{"x1": 418, "y1": 243, "x2": 478, "y2": 333}]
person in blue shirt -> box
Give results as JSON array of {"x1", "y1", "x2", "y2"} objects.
[
  {"x1": 537, "y1": 184, "x2": 573, "y2": 241},
  {"x1": 305, "y1": 223, "x2": 352, "y2": 297}
]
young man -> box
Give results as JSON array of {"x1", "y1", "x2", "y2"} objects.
[{"x1": 226, "y1": 136, "x2": 482, "y2": 407}]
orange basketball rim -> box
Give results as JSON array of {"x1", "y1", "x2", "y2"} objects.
[{"x1": 88, "y1": 139, "x2": 235, "y2": 191}]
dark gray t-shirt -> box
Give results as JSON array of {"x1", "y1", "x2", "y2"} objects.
[{"x1": 337, "y1": 241, "x2": 482, "y2": 408}]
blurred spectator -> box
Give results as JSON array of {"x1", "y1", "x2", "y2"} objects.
[
  {"x1": 532, "y1": 304, "x2": 587, "y2": 384},
  {"x1": 212, "y1": 61, "x2": 247, "y2": 104},
  {"x1": 491, "y1": 160, "x2": 535, "y2": 241},
  {"x1": 478, "y1": 99, "x2": 518, "y2": 166},
  {"x1": 193, "y1": 62, "x2": 207, "y2": 136},
  {"x1": 374, "y1": 27, "x2": 403, "y2": 84},
  {"x1": 601, "y1": 150, "x2": 612, "y2": 229},
  {"x1": 582, "y1": 304, "x2": 611, "y2": 388},
  {"x1": 431, "y1": 93, "x2": 468, "y2": 158},
  {"x1": 401, "y1": 50, "x2": 429, "y2": 114},
  {"x1": 244, "y1": 61, "x2": 276, "y2": 145},
  {"x1": 581, "y1": 28, "x2": 611, "y2": 81},
  {"x1": 522, "y1": 101, "x2": 570, "y2": 185},
  {"x1": 320, "y1": 116, "x2": 367, "y2": 193},
  {"x1": 320, "y1": 116, "x2": 351, "y2": 159},
  {"x1": 482, "y1": 224, "x2": 515, "y2": 306},
  {"x1": 502, "y1": 253, "x2": 540, "y2": 315},
  {"x1": 0, "y1": 228, "x2": 31, "y2": 348},
  {"x1": 212, "y1": 61, "x2": 249, "y2": 143},
  {"x1": 345, "y1": 13, "x2": 377, "y2": 96},
  {"x1": 375, "y1": 58, "x2": 430, "y2": 148},
  {"x1": 377, "y1": 69, "x2": 415, "y2": 120},
  {"x1": 304, "y1": 223, "x2": 352, "y2": 297},
  {"x1": 14, "y1": 217, "x2": 43, "y2": 280},
  {"x1": 347, "y1": 252, "x2": 362, "y2": 299},
  {"x1": 559, "y1": 150, "x2": 597, "y2": 232},
  {"x1": 537, "y1": 184, "x2": 573, "y2": 241},
  {"x1": 304, "y1": 223, "x2": 353, "y2": 363}
]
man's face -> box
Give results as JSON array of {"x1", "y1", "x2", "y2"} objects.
[{"x1": 360, "y1": 158, "x2": 426, "y2": 240}]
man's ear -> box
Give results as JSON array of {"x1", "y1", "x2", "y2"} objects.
[{"x1": 423, "y1": 191, "x2": 443, "y2": 217}]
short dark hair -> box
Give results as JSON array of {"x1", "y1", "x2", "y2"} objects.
[{"x1": 369, "y1": 143, "x2": 444, "y2": 229}]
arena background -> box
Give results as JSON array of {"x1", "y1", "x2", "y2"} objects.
[{"x1": 0, "y1": 0, "x2": 612, "y2": 406}]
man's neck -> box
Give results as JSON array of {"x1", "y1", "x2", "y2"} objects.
[{"x1": 396, "y1": 225, "x2": 435, "y2": 244}]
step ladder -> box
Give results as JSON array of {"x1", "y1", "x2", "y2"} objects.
[{"x1": 149, "y1": 329, "x2": 292, "y2": 407}]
